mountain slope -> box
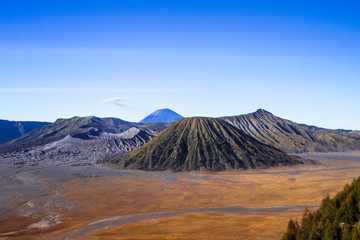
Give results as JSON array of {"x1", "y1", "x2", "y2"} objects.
[
  {"x1": 0, "y1": 127, "x2": 159, "y2": 165},
  {"x1": 139, "y1": 108, "x2": 183, "y2": 123},
  {"x1": 0, "y1": 116, "x2": 169, "y2": 154},
  {"x1": 221, "y1": 109, "x2": 360, "y2": 153},
  {"x1": 105, "y1": 117, "x2": 303, "y2": 171},
  {"x1": 0, "y1": 120, "x2": 50, "y2": 145},
  {"x1": 282, "y1": 176, "x2": 360, "y2": 239}
]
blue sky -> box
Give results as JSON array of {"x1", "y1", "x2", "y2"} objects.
[{"x1": 0, "y1": 0, "x2": 359, "y2": 129}]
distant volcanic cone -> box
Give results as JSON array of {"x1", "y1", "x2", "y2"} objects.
[
  {"x1": 139, "y1": 108, "x2": 183, "y2": 123},
  {"x1": 106, "y1": 117, "x2": 304, "y2": 171}
]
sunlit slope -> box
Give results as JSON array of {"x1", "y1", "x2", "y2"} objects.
[
  {"x1": 106, "y1": 117, "x2": 303, "y2": 171},
  {"x1": 221, "y1": 109, "x2": 360, "y2": 153}
]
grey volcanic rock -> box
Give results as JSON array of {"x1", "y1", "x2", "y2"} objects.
[
  {"x1": 0, "y1": 119, "x2": 50, "y2": 145},
  {"x1": 0, "y1": 116, "x2": 169, "y2": 153},
  {"x1": 139, "y1": 109, "x2": 183, "y2": 123},
  {"x1": 0, "y1": 127, "x2": 160, "y2": 165},
  {"x1": 221, "y1": 109, "x2": 360, "y2": 153},
  {"x1": 0, "y1": 116, "x2": 169, "y2": 165}
]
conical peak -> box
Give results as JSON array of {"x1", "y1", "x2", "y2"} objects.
[
  {"x1": 139, "y1": 108, "x2": 183, "y2": 123},
  {"x1": 109, "y1": 115, "x2": 302, "y2": 171},
  {"x1": 254, "y1": 109, "x2": 273, "y2": 117},
  {"x1": 156, "y1": 108, "x2": 172, "y2": 112},
  {"x1": 173, "y1": 117, "x2": 225, "y2": 130},
  {"x1": 176, "y1": 117, "x2": 216, "y2": 123}
]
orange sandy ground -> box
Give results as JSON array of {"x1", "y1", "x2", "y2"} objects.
[{"x1": 1, "y1": 155, "x2": 360, "y2": 240}]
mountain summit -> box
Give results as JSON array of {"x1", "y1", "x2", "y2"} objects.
[
  {"x1": 106, "y1": 117, "x2": 302, "y2": 171},
  {"x1": 221, "y1": 109, "x2": 360, "y2": 153},
  {"x1": 139, "y1": 108, "x2": 183, "y2": 123}
]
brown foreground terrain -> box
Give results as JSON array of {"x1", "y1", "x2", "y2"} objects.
[{"x1": 1, "y1": 151, "x2": 360, "y2": 239}]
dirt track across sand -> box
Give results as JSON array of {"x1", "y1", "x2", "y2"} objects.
[{"x1": 1, "y1": 152, "x2": 360, "y2": 239}]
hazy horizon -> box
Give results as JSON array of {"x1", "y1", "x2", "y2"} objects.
[{"x1": 1, "y1": 1, "x2": 359, "y2": 130}]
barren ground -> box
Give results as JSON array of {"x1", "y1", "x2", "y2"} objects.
[{"x1": 1, "y1": 151, "x2": 360, "y2": 240}]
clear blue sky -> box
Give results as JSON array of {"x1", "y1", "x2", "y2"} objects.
[{"x1": 0, "y1": 0, "x2": 359, "y2": 130}]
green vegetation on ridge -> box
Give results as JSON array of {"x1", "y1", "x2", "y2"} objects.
[{"x1": 282, "y1": 177, "x2": 360, "y2": 240}]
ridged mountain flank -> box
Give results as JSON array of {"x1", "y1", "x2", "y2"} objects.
[
  {"x1": 139, "y1": 108, "x2": 183, "y2": 123},
  {"x1": 221, "y1": 109, "x2": 360, "y2": 153},
  {"x1": 0, "y1": 120, "x2": 50, "y2": 145},
  {"x1": 0, "y1": 116, "x2": 169, "y2": 153},
  {"x1": 105, "y1": 117, "x2": 303, "y2": 171}
]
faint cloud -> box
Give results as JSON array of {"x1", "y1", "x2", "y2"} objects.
[
  {"x1": 0, "y1": 45, "x2": 348, "y2": 63},
  {"x1": 0, "y1": 45, "x2": 237, "y2": 60},
  {"x1": 0, "y1": 87, "x2": 187, "y2": 93},
  {"x1": 102, "y1": 97, "x2": 133, "y2": 107}
]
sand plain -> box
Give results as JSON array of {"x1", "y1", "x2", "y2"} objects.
[{"x1": 1, "y1": 151, "x2": 360, "y2": 239}]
